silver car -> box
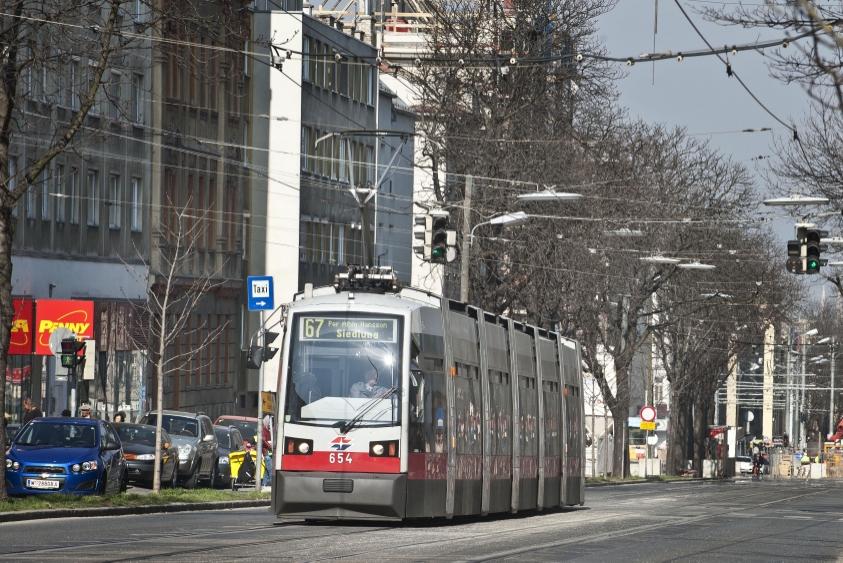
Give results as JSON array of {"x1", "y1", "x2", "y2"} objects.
[{"x1": 140, "y1": 410, "x2": 219, "y2": 489}]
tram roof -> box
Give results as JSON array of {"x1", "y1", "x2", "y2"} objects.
[{"x1": 291, "y1": 285, "x2": 442, "y2": 312}]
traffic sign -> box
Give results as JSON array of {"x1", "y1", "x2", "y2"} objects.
[
  {"x1": 640, "y1": 421, "x2": 656, "y2": 431},
  {"x1": 639, "y1": 405, "x2": 657, "y2": 422},
  {"x1": 248, "y1": 276, "x2": 274, "y2": 311}
]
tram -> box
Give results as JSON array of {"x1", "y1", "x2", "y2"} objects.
[{"x1": 271, "y1": 267, "x2": 585, "y2": 521}]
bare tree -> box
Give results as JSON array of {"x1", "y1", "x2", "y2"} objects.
[{"x1": 123, "y1": 200, "x2": 227, "y2": 493}]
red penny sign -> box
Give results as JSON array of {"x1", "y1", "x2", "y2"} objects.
[{"x1": 640, "y1": 405, "x2": 657, "y2": 422}]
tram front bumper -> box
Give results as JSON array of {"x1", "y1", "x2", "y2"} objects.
[{"x1": 273, "y1": 471, "x2": 406, "y2": 521}]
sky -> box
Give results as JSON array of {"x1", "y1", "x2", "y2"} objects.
[{"x1": 596, "y1": 0, "x2": 826, "y2": 292}]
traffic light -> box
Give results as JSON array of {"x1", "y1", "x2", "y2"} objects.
[
  {"x1": 246, "y1": 330, "x2": 279, "y2": 370},
  {"x1": 264, "y1": 331, "x2": 279, "y2": 361},
  {"x1": 430, "y1": 210, "x2": 457, "y2": 264},
  {"x1": 60, "y1": 338, "x2": 85, "y2": 374},
  {"x1": 786, "y1": 239, "x2": 803, "y2": 274},
  {"x1": 805, "y1": 228, "x2": 828, "y2": 274},
  {"x1": 413, "y1": 215, "x2": 432, "y2": 261}
]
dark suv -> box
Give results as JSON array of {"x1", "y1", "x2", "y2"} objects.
[{"x1": 140, "y1": 410, "x2": 219, "y2": 488}]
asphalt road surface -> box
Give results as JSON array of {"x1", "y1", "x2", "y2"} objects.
[{"x1": 1, "y1": 480, "x2": 842, "y2": 562}]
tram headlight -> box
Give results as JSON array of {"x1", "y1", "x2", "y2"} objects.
[
  {"x1": 369, "y1": 440, "x2": 399, "y2": 457},
  {"x1": 284, "y1": 437, "x2": 313, "y2": 455}
]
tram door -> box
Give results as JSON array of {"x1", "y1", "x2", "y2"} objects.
[
  {"x1": 485, "y1": 321, "x2": 512, "y2": 514},
  {"x1": 538, "y1": 337, "x2": 562, "y2": 508},
  {"x1": 449, "y1": 311, "x2": 483, "y2": 516},
  {"x1": 406, "y1": 307, "x2": 448, "y2": 518},
  {"x1": 561, "y1": 339, "x2": 584, "y2": 505},
  {"x1": 514, "y1": 330, "x2": 538, "y2": 511}
]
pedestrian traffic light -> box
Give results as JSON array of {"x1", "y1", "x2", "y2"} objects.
[
  {"x1": 60, "y1": 338, "x2": 85, "y2": 372},
  {"x1": 430, "y1": 210, "x2": 457, "y2": 264},
  {"x1": 413, "y1": 215, "x2": 432, "y2": 261},
  {"x1": 264, "y1": 331, "x2": 279, "y2": 361},
  {"x1": 246, "y1": 330, "x2": 279, "y2": 370},
  {"x1": 805, "y1": 228, "x2": 828, "y2": 274},
  {"x1": 786, "y1": 239, "x2": 803, "y2": 274}
]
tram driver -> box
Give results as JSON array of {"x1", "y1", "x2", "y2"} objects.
[{"x1": 350, "y1": 363, "x2": 389, "y2": 398}]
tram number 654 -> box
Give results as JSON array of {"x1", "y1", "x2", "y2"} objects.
[{"x1": 329, "y1": 452, "x2": 352, "y2": 464}]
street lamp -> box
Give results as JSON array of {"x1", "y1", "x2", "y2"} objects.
[
  {"x1": 461, "y1": 211, "x2": 530, "y2": 302},
  {"x1": 639, "y1": 256, "x2": 681, "y2": 264},
  {"x1": 763, "y1": 195, "x2": 830, "y2": 206},
  {"x1": 516, "y1": 189, "x2": 582, "y2": 202},
  {"x1": 678, "y1": 261, "x2": 716, "y2": 270},
  {"x1": 469, "y1": 212, "x2": 529, "y2": 246}
]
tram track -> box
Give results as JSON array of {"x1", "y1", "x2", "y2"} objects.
[
  {"x1": 292, "y1": 485, "x2": 826, "y2": 562},
  {"x1": 0, "y1": 483, "x2": 828, "y2": 562}
]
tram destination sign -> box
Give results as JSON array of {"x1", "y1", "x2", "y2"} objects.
[{"x1": 299, "y1": 317, "x2": 397, "y2": 343}]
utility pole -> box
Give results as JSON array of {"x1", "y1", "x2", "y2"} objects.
[
  {"x1": 257, "y1": 310, "x2": 264, "y2": 490},
  {"x1": 801, "y1": 334, "x2": 808, "y2": 449},
  {"x1": 785, "y1": 329, "x2": 792, "y2": 442},
  {"x1": 830, "y1": 337, "x2": 836, "y2": 438},
  {"x1": 460, "y1": 175, "x2": 473, "y2": 302}
]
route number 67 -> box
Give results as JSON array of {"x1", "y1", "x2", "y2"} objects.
[{"x1": 329, "y1": 452, "x2": 352, "y2": 464}]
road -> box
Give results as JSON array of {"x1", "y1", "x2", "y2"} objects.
[{"x1": 1, "y1": 480, "x2": 842, "y2": 562}]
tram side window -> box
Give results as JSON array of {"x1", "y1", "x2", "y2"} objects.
[
  {"x1": 543, "y1": 380, "x2": 560, "y2": 457},
  {"x1": 455, "y1": 362, "x2": 481, "y2": 455},
  {"x1": 489, "y1": 370, "x2": 512, "y2": 457},
  {"x1": 409, "y1": 307, "x2": 447, "y2": 454}
]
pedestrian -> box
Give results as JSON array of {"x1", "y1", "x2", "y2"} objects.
[
  {"x1": 261, "y1": 415, "x2": 273, "y2": 490},
  {"x1": 79, "y1": 403, "x2": 92, "y2": 419},
  {"x1": 22, "y1": 398, "x2": 43, "y2": 424},
  {"x1": 114, "y1": 411, "x2": 127, "y2": 423},
  {"x1": 61, "y1": 409, "x2": 71, "y2": 417}
]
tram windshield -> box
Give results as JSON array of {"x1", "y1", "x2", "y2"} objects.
[{"x1": 284, "y1": 313, "x2": 404, "y2": 429}]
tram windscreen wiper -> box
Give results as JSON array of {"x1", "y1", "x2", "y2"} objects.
[{"x1": 339, "y1": 386, "x2": 398, "y2": 434}]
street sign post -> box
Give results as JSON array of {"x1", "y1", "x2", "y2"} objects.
[
  {"x1": 640, "y1": 405, "x2": 657, "y2": 422},
  {"x1": 248, "y1": 276, "x2": 274, "y2": 311}
]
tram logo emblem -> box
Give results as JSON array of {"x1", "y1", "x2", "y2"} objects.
[{"x1": 330, "y1": 437, "x2": 352, "y2": 451}]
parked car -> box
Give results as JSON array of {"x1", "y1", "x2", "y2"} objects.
[
  {"x1": 737, "y1": 455, "x2": 753, "y2": 474},
  {"x1": 113, "y1": 422, "x2": 179, "y2": 488},
  {"x1": 140, "y1": 410, "x2": 218, "y2": 489},
  {"x1": 213, "y1": 416, "x2": 259, "y2": 447},
  {"x1": 5, "y1": 417, "x2": 127, "y2": 495},
  {"x1": 213, "y1": 425, "x2": 246, "y2": 488}
]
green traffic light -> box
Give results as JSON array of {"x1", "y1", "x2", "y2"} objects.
[
  {"x1": 432, "y1": 247, "x2": 446, "y2": 259},
  {"x1": 61, "y1": 355, "x2": 75, "y2": 367},
  {"x1": 808, "y1": 259, "x2": 820, "y2": 272}
]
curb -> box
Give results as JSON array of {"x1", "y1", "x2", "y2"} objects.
[{"x1": 0, "y1": 499, "x2": 271, "y2": 524}]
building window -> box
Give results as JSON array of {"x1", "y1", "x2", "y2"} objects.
[
  {"x1": 41, "y1": 65, "x2": 48, "y2": 103},
  {"x1": 8, "y1": 157, "x2": 17, "y2": 218},
  {"x1": 55, "y1": 165, "x2": 65, "y2": 222},
  {"x1": 131, "y1": 74, "x2": 143, "y2": 122},
  {"x1": 107, "y1": 71, "x2": 121, "y2": 120},
  {"x1": 41, "y1": 172, "x2": 50, "y2": 220},
  {"x1": 25, "y1": 173, "x2": 35, "y2": 219},
  {"x1": 131, "y1": 177, "x2": 141, "y2": 231},
  {"x1": 87, "y1": 170, "x2": 99, "y2": 226},
  {"x1": 302, "y1": 37, "x2": 311, "y2": 82},
  {"x1": 68, "y1": 61, "x2": 78, "y2": 109},
  {"x1": 70, "y1": 168, "x2": 79, "y2": 224},
  {"x1": 108, "y1": 174, "x2": 120, "y2": 229},
  {"x1": 301, "y1": 127, "x2": 311, "y2": 172},
  {"x1": 337, "y1": 225, "x2": 345, "y2": 264}
]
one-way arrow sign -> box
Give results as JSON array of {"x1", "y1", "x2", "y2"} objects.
[{"x1": 247, "y1": 276, "x2": 274, "y2": 311}]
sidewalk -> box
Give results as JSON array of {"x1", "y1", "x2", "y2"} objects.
[{"x1": 0, "y1": 498, "x2": 271, "y2": 524}]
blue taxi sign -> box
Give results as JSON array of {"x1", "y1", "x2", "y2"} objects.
[{"x1": 248, "y1": 276, "x2": 274, "y2": 311}]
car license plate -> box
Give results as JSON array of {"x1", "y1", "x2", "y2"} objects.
[{"x1": 26, "y1": 479, "x2": 60, "y2": 489}]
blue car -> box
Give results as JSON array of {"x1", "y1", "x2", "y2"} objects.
[{"x1": 5, "y1": 417, "x2": 128, "y2": 495}]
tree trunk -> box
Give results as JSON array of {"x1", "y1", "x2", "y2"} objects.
[
  {"x1": 0, "y1": 208, "x2": 14, "y2": 502},
  {"x1": 152, "y1": 292, "x2": 169, "y2": 494},
  {"x1": 667, "y1": 391, "x2": 691, "y2": 476},
  {"x1": 607, "y1": 367, "x2": 630, "y2": 478},
  {"x1": 692, "y1": 395, "x2": 712, "y2": 476}
]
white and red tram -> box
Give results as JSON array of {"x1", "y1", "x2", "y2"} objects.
[{"x1": 272, "y1": 269, "x2": 585, "y2": 521}]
